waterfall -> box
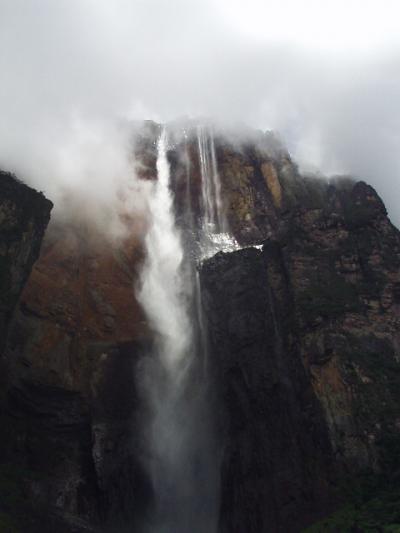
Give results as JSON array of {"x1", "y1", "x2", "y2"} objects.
[
  {"x1": 197, "y1": 126, "x2": 225, "y2": 234},
  {"x1": 196, "y1": 125, "x2": 239, "y2": 258},
  {"x1": 137, "y1": 127, "x2": 218, "y2": 533},
  {"x1": 138, "y1": 128, "x2": 191, "y2": 370}
]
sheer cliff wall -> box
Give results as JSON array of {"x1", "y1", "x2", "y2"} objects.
[{"x1": 1, "y1": 125, "x2": 399, "y2": 531}]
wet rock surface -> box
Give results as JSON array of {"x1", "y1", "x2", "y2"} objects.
[
  {"x1": 0, "y1": 171, "x2": 52, "y2": 353},
  {"x1": 1, "y1": 125, "x2": 400, "y2": 531},
  {"x1": 0, "y1": 172, "x2": 151, "y2": 531},
  {"x1": 200, "y1": 177, "x2": 400, "y2": 532},
  {"x1": 200, "y1": 247, "x2": 333, "y2": 532}
]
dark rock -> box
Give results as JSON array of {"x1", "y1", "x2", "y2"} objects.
[
  {"x1": 0, "y1": 170, "x2": 52, "y2": 353},
  {"x1": 1, "y1": 125, "x2": 400, "y2": 532},
  {"x1": 89, "y1": 341, "x2": 153, "y2": 531},
  {"x1": 200, "y1": 246, "x2": 333, "y2": 532},
  {"x1": 200, "y1": 176, "x2": 400, "y2": 532}
]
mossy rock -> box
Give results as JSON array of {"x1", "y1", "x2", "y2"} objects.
[
  {"x1": 342, "y1": 335, "x2": 400, "y2": 427},
  {"x1": 304, "y1": 471, "x2": 400, "y2": 532},
  {"x1": 298, "y1": 275, "x2": 363, "y2": 322}
]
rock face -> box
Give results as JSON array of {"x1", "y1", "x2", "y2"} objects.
[
  {"x1": 1, "y1": 124, "x2": 400, "y2": 532},
  {"x1": 168, "y1": 126, "x2": 287, "y2": 243},
  {"x1": 0, "y1": 171, "x2": 52, "y2": 353},
  {"x1": 0, "y1": 171, "x2": 53, "y2": 529},
  {"x1": 200, "y1": 247, "x2": 333, "y2": 532},
  {"x1": 1, "y1": 217, "x2": 153, "y2": 530},
  {"x1": 200, "y1": 177, "x2": 400, "y2": 532},
  {"x1": 280, "y1": 181, "x2": 400, "y2": 474}
]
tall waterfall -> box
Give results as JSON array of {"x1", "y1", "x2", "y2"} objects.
[
  {"x1": 138, "y1": 129, "x2": 191, "y2": 370},
  {"x1": 138, "y1": 127, "x2": 219, "y2": 533}
]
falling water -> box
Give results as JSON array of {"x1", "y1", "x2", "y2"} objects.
[
  {"x1": 138, "y1": 128, "x2": 191, "y2": 370},
  {"x1": 138, "y1": 127, "x2": 219, "y2": 533},
  {"x1": 196, "y1": 125, "x2": 239, "y2": 258}
]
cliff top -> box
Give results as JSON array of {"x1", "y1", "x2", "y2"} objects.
[{"x1": 0, "y1": 170, "x2": 53, "y2": 214}]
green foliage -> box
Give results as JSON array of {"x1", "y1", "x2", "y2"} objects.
[
  {"x1": 298, "y1": 276, "x2": 362, "y2": 322},
  {"x1": 303, "y1": 327, "x2": 400, "y2": 533},
  {"x1": 343, "y1": 335, "x2": 400, "y2": 426},
  {"x1": 340, "y1": 186, "x2": 381, "y2": 229},
  {"x1": 344, "y1": 203, "x2": 376, "y2": 229},
  {"x1": 303, "y1": 477, "x2": 400, "y2": 532}
]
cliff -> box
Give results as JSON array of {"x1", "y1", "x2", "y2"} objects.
[
  {"x1": 0, "y1": 171, "x2": 53, "y2": 530},
  {"x1": 200, "y1": 247, "x2": 333, "y2": 532},
  {"x1": 200, "y1": 178, "x2": 400, "y2": 531},
  {"x1": 1, "y1": 215, "x2": 152, "y2": 530},
  {"x1": 1, "y1": 124, "x2": 399, "y2": 532},
  {"x1": 0, "y1": 171, "x2": 52, "y2": 353}
]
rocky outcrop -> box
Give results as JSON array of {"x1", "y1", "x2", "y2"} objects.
[
  {"x1": 282, "y1": 181, "x2": 400, "y2": 475},
  {"x1": 200, "y1": 179, "x2": 400, "y2": 531},
  {"x1": 0, "y1": 171, "x2": 52, "y2": 353},
  {"x1": 0, "y1": 171, "x2": 53, "y2": 530},
  {"x1": 168, "y1": 126, "x2": 288, "y2": 243},
  {"x1": 1, "y1": 218, "x2": 153, "y2": 531},
  {"x1": 200, "y1": 247, "x2": 334, "y2": 532},
  {"x1": 0, "y1": 125, "x2": 161, "y2": 531},
  {"x1": 0, "y1": 149, "x2": 154, "y2": 532}
]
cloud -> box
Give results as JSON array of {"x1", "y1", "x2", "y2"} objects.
[{"x1": 0, "y1": 0, "x2": 399, "y2": 225}]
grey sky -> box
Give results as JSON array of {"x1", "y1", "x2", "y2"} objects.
[{"x1": 1, "y1": 0, "x2": 400, "y2": 225}]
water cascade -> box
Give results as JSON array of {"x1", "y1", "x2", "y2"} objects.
[
  {"x1": 138, "y1": 129, "x2": 191, "y2": 371},
  {"x1": 137, "y1": 127, "x2": 219, "y2": 533},
  {"x1": 196, "y1": 125, "x2": 238, "y2": 258}
]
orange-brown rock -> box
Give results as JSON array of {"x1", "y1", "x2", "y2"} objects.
[
  {"x1": 2, "y1": 123, "x2": 400, "y2": 532},
  {"x1": 200, "y1": 179, "x2": 400, "y2": 532},
  {"x1": 9, "y1": 218, "x2": 147, "y2": 390}
]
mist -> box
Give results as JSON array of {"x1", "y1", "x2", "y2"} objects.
[
  {"x1": 136, "y1": 128, "x2": 221, "y2": 533},
  {"x1": 1, "y1": 0, "x2": 400, "y2": 224}
]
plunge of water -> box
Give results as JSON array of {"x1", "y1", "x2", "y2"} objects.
[
  {"x1": 137, "y1": 127, "x2": 219, "y2": 533},
  {"x1": 196, "y1": 125, "x2": 239, "y2": 259},
  {"x1": 138, "y1": 128, "x2": 191, "y2": 371}
]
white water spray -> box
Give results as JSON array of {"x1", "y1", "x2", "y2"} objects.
[
  {"x1": 138, "y1": 128, "x2": 218, "y2": 533},
  {"x1": 197, "y1": 125, "x2": 239, "y2": 258},
  {"x1": 138, "y1": 129, "x2": 191, "y2": 369}
]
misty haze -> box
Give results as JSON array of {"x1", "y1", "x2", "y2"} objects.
[{"x1": 0, "y1": 1, "x2": 400, "y2": 532}]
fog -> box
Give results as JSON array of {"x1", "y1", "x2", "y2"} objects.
[
  {"x1": 1, "y1": 0, "x2": 400, "y2": 224},
  {"x1": 1, "y1": 4, "x2": 399, "y2": 530}
]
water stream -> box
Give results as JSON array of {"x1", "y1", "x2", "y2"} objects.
[{"x1": 137, "y1": 124, "x2": 235, "y2": 532}]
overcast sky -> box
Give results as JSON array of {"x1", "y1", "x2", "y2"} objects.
[{"x1": 1, "y1": 0, "x2": 400, "y2": 224}]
